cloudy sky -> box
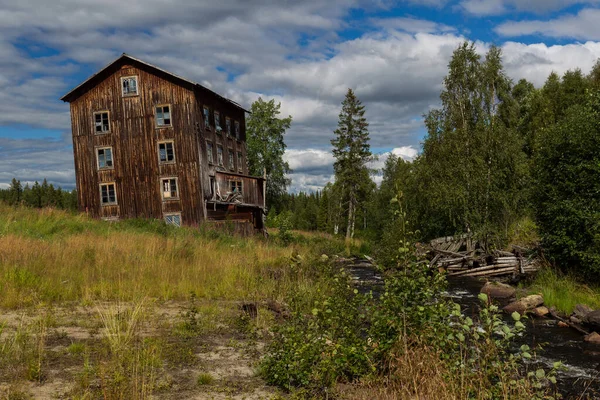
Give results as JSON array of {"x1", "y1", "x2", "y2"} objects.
[{"x1": 2, "y1": 0, "x2": 600, "y2": 192}]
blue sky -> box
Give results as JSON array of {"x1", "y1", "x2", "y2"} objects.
[{"x1": 2, "y1": 0, "x2": 600, "y2": 191}]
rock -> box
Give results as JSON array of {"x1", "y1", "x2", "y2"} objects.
[
  {"x1": 570, "y1": 316, "x2": 583, "y2": 324},
  {"x1": 558, "y1": 321, "x2": 569, "y2": 328},
  {"x1": 574, "y1": 304, "x2": 594, "y2": 319},
  {"x1": 585, "y1": 310, "x2": 600, "y2": 330},
  {"x1": 503, "y1": 294, "x2": 544, "y2": 315},
  {"x1": 481, "y1": 282, "x2": 516, "y2": 299},
  {"x1": 585, "y1": 332, "x2": 600, "y2": 343},
  {"x1": 533, "y1": 306, "x2": 549, "y2": 317}
]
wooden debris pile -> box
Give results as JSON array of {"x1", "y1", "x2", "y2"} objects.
[{"x1": 429, "y1": 235, "x2": 542, "y2": 278}]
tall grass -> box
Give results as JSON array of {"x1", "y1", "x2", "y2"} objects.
[
  {"x1": 0, "y1": 204, "x2": 340, "y2": 308},
  {"x1": 529, "y1": 267, "x2": 600, "y2": 314}
]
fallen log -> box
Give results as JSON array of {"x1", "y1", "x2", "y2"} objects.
[
  {"x1": 461, "y1": 266, "x2": 515, "y2": 278},
  {"x1": 549, "y1": 309, "x2": 590, "y2": 335},
  {"x1": 448, "y1": 264, "x2": 499, "y2": 277}
]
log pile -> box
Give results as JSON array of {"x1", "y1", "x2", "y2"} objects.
[{"x1": 429, "y1": 235, "x2": 542, "y2": 278}]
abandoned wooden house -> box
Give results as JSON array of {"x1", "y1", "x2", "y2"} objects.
[{"x1": 61, "y1": 53, "x2": 265, "y2": 234}]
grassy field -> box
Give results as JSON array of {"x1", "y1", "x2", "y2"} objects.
[{"x1": 0, "y1": 204, "x2": 354, "y2": 399}]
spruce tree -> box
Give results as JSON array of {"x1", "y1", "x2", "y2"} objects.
[{"x1": 331, "y1": 89, "x2": 372, "y2": 239}]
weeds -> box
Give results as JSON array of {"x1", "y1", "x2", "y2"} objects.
[{"x1": 197, "y1": 373, "x2": 215, "y2": 386}]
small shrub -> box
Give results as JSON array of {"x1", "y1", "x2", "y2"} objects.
[{"x1": 197, "y1": 373, "x2": 215, "y2": 386}]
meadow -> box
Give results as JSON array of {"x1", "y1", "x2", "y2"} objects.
[{"x1": 0, "y1": 204, "x2": 351, "y2": 399}]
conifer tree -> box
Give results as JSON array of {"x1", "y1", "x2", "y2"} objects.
[{"x1": 331, "y1": 89, "x2": 373, "y2": 239}]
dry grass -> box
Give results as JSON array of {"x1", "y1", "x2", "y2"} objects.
[{"x1": 0, "y1": 204, "x2": 336, "y2": 308}]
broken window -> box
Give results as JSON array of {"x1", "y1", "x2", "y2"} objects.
[
  {"x1": 158, "y1": 141, "x2": 175, "y2": 163},
  {"x1": 203, "y1": 106, "x2": 210, "y2": 129},
  {"x1": 121, "y1": 76, "x2": 138, "y2": 96},
  {"x1": 164, "y1": 213, "x2": 181, "y2": 227},
  {"x1": 97, "y1": 147, "x2": 113, "y2": 170},
  {"x1": 229, "y1": 180, "x2": 242, "y2": 193},
  {"x1": 226, "y1": 118, "x2": 231, "y2": 136},
  {"x1": 206, "y1": 141, "x2": 214, "y2": 164},
  {"x1": 237, "y1": 152, "x2": 243, "y2": 172},
  {"x1": 161, "y1": 178, "x2": 179, "y2": 199},
  {"x1": 215, "y1": 111, "x2": 222, "y2": 133},
  {"x1": 100, "y1": 183, "x2": 117, "y2": 205},
  {"x1": 94, "y1": 111, "x2": 110, "y2": 133},
  {"x1": 234, "y1": 121, "x2": 240, "y2": 140},
  {"x1": 228, "y1": 150, "x2": 234, "y2": 170},
  {"x1": 217, "y1": 145, "x2": 223, "y2": 166},
  {"x1": 155, "y1": 105, "x2": 171, "y2": 127},
  {"x1": 209, "y1": 177, "x2": 215, "y2": 198}
]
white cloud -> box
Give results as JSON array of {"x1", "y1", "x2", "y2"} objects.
[
  {"x1": 496, "y1": 8, "x2": 600, "y2": 40},
  {"x1": 460, "y1": 0, "x2": 600, "y2": 16},
  {"x1": 371, "y1": 17, "x2": 455, "y2": 34}
]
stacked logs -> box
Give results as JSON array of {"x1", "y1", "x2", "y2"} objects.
[{"x1": 429, "y1": 235, "x2": 542, "y2": 278}]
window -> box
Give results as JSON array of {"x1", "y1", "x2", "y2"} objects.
[
  {"x1": 209, "y1": 177, "x2": 215, "y2": 198},
  {"x1": 94, "y1": 111, "x2": 110, "y2": 133},
  {"x1": 121, "y1": 76, "x2": 138, "y2": 96},
  {"x1": 215, "y1": 111, "x2": 221, "y2": 133},
  {"x1": 206, "y1": 141, "x2": 214, "y2": 164},
  {"x1": 237, "y1": 152, "x2": 243, "y2": 172},
  {"x1": 226, "y1": 118, "x2": 231, "y2": 136},
  {"x1": 229, "y1": 180, "x2": 242, "y2": 193},
  {"x1": 97, "y1": 147, "x2": 114, "y2": 170},
  {"x1": 217, "y1": 145, "x2": 224, "y2": 166},
  {"x1": 234, "y1": 121, "x2": 240, "y2": 140},
  {"x1": 228, "y1": 150, "x2": 234, "y2": 170},
  {"x1": 164, "y1": 213, "x2": 181, "y2": 227},
  {"x1": 100, "y1": 183, "x2": 117, "y2": 205},
  {"x1": 155, "y1": 105, "x2": 171, "y2": 127},
  {"x1": 161, "y1": 178, "x2": 179, "y2": 200},
  {"x1": 203, "y1": 107, "x2": 210, "y2": 129},
  {"x1": 158, "y1": 141, "x2": 175, "y2": 164}
]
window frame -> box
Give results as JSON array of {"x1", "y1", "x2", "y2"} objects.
[
  {"x1": 157, "y1": 140, "x2": 176, "y2": 165},
  {"x1": 120, "y1": 75, "x2": 139, "y2": 97},
  {"x1": 160, "y1": 177, "x2": 180, "y2": 201},
  {"x1": 155, "y1": 104, "x2": 172, "y2": 128},
  {"x1": 96, "y1": 146, "x2": 115, "y2": 171},
  {"x1": 237, "y1": 151, "x2": 243, "y2": 172},
  {"x1": 164, "y1": 212, "x2": 182, "y2": 227},
  {"x1": 234, "y1": 120, "x2": 240, "y2": 140},
  {"x1": 229, "y1": 180, "x2": 243, "y2": 194},
  {"x1": 206, "y1": 141, "x2": 214, "y2": 165},
  {"x1": 228, "y1": 149, "x2": 235, "y2": 170},
  {"x1": 203, "y1": 106, "x2": 211, "y2": 129},
  {"x1": 226, "y1": 117, "x2": 232, "y2": 136},
  {"x1": 93, "y1": 111, "x2": 111, "y2": 134},
  {"x1": 216, "y1": 145, "x2": 224, "y2": 166},
  {"x1": 214, "y1": 111, "x2": 222, "y2": 133},
  {"x1": 99, "y1": 182, "x2": 117, "y2": 206}
]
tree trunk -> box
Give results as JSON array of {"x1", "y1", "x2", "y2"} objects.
[{"x1": 346, "y1": 191, "x2": 355, "y2": 239}]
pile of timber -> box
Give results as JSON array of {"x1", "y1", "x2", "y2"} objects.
[{"x1": 429, "y1": 235, "x2": 542, "y2": 278}]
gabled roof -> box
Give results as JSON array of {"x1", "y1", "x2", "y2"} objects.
[{"x1": 60, "y1": 53, "x2": 248, "y2": 112}]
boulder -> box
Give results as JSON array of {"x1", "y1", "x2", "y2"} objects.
[
  {"x1": 573, "y1": 304, "x2": 594, "y2": 320},
  {"x1": 558, "y1": 321, "x2": 569, "y2": 328},
  {"x1": 585, "y1": 310, "x2": 600, "y2": 330},
  {"x1": 481, "y1": 282, "x2": 516, "y2": 299},
  {"x1": 503, "y1": 294, "x2": 544, "y2": 315},
  {"x1": 533, "y1": 306, "x2": 549, "y2": 317},
  {"x1": 585, "y1": 332, "x2": 600, "y2": 344}
]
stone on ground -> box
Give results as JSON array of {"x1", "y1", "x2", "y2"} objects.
[
  {"x1": 585, "y1": 332, "x2": 600, "y2": 343},
  {"x1": 503, "y1": 294, "x2": 544, "y2": 315},
  {"x1": 480, "y1": 281, "x2": 516, "y2": 299}
]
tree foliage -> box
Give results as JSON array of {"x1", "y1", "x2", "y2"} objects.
[
  {"x1": 0, "y1": 178, "x2": 77, "y2": 210},
  {"x1": 246, "y1": 98, "x2": 293, "y2": 209}
]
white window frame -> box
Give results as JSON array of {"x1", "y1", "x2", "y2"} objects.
[
  {"x1": 93, "y1": 111, "x2": 111, "y2": 134},
  {"x1": 99, "y1": 182, "x2": 117, "y2": 206},
  {"x1": 96, "y1": 146, "x2": 114, "y2": 170},
  {"x1": 160, "y1": 177, "x2": 179, "y2": 201},
  {"x1": 206, "y1": 141, "x2": 214, "y2": 164},
  {"x1": 164, "y1": 213, "x2": 182, "y2": 227},
  {"x1": 155, "y1": 104, "x2": 172, "y2": 127},
  {"x1": 158, "y1": 140, "x2": 176, "y2": 164},
  {"x1": 237, "y1": 151, "x2": 243, "y2": 172},
  {"x1": 121, "y1": 75, "x2": 139, "y2": 96}
]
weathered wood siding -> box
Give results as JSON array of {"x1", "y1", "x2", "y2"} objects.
[{"x1": 70, "y1": 63, "x2": 205, "y2": 225}]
